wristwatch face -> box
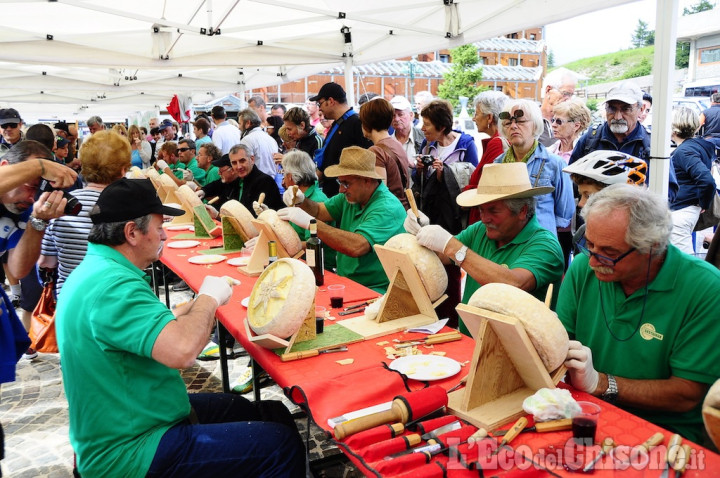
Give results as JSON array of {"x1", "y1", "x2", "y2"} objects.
[
  {"x1": 30, "y1": 217, "x2": 47, "y2": 231},
  {"x1": 455, "y1": 246, "x2": 467, "y2": 264}
]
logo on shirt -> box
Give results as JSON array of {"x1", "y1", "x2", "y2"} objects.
[{"x1": 640, "y1": 323, "x2": 663, "y2": 341}]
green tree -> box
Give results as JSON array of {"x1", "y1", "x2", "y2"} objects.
[
  {"x1": 437, "y1": 44, "x2": 485, "y2": 110},
  {"x1": 683, "y1": 0, "x2": 714, "y2": 15},
  {"x1": 547, "y1": 50, "x2": 555, "y2": 68},
  {"x1": 631, "y1": 20, "x2": 652, "y2": 48},
  {"x1": 676, "y1": 41, "x2": 691, "y2": 68}
]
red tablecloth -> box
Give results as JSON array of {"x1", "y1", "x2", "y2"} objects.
[{"x1": 160, "y1": 230, "x2": 720, "y2": 477}]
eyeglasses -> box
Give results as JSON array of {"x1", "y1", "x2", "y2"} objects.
[
  {"x1": 1, "y1": 123, "x2": 19, "y2": 129},
  {"x1": 551, "y1": 117, "x2": 574, "y2": 126},
  {"x1": 499, "y1": 110, "x2": 528, "y2": 127},
  {"x1": 336, "y1": 179, "x2": 351, "y2": 189},
  {"x1": 317, "y1": 99, "x2": 328, "y2": 108},
  {"x1": 554, "y1": 88, "x2": 574, "y2": 98},
  {"x1": 605, "y1": 103, "x2": 636, "y2": 115},
  {"x1": 177, "y1": 147, "x2": 191, "y2": 152},
  {"x1": 577, "y1": 242, "x2": 636, "y2": 266}
]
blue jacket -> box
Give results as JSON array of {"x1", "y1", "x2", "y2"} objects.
[
  {"x1": 494, "y1": 143, "x2": 575, "y2": 235},
  {"x1": 670, "y1": 137, "x2": 717, "y2": 211}
]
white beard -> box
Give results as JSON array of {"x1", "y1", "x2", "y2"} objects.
[{"x1": 609, "y1": 120, "x2": 628, "y2": 134}]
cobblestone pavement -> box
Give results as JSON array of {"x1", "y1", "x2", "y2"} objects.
[{"x1": 0, "y1": 288, "x2": 362, "y2": 478}]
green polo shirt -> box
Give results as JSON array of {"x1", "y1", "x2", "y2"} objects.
[
  {"x1": 557, "y1": 245, "x2": 720, "y2": 442},
  {"x1": 57, "y1": 243, "x2": 189, "y2": 477},
  {"x1": 167, "y1": 160, "x2": 186, "y2": 180},
  {"x1": 291, "y1": 183, "x2": 337, "y2": 269},
  {"x1": 183, "y1": 157, "x2": 206, "y2": 185},
  {"x1": 201, "y1": 165, "x2": 221, "y2": 186},
  {"x1": 324, "y1": 181, "x2": 405, "y2": 293}
]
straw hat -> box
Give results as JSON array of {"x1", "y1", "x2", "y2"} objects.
[
  {"x1": 324, "y1": 146, "x2": 383, "y2": 180},
  {"x1": 456, "y1": 163, "x2": 554, "y2": 207}
]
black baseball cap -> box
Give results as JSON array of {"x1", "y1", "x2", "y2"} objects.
[
  {"x1": 211, "y1": 153, "x2": 231, "y2": 168},
  {"x1": 309, "y1": 82, "x2": 347, "y2": 103},
  {"x1": 90, "y1": 178, "x2": 184, "y2": 224},
  {"x1": 0, "y1": 108, "x2": 22, "y2": 126},
  {"x1": 54, "y1": 121, "x2": 71, "y2": 134}
]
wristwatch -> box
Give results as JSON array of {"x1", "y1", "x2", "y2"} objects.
[
  {"x1": 29, "y1": 216, "x2": 48, "y2": 232},
  {"x1": 601, "y1": 374, "x2": 618, "y2": 404},
  {"x1": 453, "y1": 245, "x2": 468, "y2": 265}
]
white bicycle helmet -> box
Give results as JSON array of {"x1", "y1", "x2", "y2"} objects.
[{"x1": 563, "y1": 151, "x2": 647, "y2": 186}]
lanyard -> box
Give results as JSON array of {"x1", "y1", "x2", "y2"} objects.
[{"x1": 314, "y1": 108, "x2": 356, "y2": 168}]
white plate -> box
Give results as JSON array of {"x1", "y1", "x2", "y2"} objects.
[
  {"x1": 165, "y1": 225, "x2": 192, "y2": 231},
  {"x1": 188, "y1": 254, "x2": 227, "y2": 265},
  {"x1": 227, "y1": 256, "x2": 251, "y2": 266},
  {"x1": 241, "y1": 296, "x2": 250, "y2": 308},
  {"x1": 167, "y1": 240, "x2": 200, "y2": 249},
  {"x1": 389, "y1": 355, "x2": 461, "y2": 381}
]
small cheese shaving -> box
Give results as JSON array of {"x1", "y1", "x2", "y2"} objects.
[
  {"x1": 336, "y1": 358, "x2": 354, "y2": 365},
  {"x1": 377, "y1": 341, "x2": 390, "y2": 346},
  {"x1": 429, "y1": 351, "x2": 446, "y2": 356}
]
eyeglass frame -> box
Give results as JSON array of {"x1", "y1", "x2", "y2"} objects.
[
  {"x1": 177, "y1": 147, "x2": 192, "y2": 153},
  {"x1": 577, "y1": 241, "x2": 636, "y2": 266},
  {"x1": 336, "y1": 178, "x2": 351, "y2": 189},
  {"x1": 550, "y1": 117, "x2": 574, "y2": 126},
  {"x1": 605, "y1": 102, "x2": 637, "y2": 115},
  {"x1": 553, "y1": 87, "x2": 574, "y2": 98},
  {"x1": 499, "y1": 110, "x2": 529, "y2": 127}
]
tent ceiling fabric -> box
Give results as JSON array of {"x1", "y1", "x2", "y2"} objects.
[{"x1": 0, "y1": 0, "x2": 636, "y2": 117}]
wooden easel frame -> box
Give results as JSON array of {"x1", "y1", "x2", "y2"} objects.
[
  {"x1": 244, "y1": 289, "x2": 317, "y2": 351},
  {"x1": 191, "y1": 205, "x2": 222, "y2": 238},
  {"x1": 338, "y1": 245, "x2": 446, "y2": 339},
  {"x1": 237, "y1": 219, "x2": 303, "y2": 276},
  {"x1": 447, "y1": 303, "x2": 565, "y2": 431}
]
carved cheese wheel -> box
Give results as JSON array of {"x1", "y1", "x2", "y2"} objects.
[
  {"x1": 127, "y1": 166, "x2": 146, "y2": 178},
  {"x1": 703, "y1": 378, "x2": 720, "y2": 450},
  {"x1": 468, "y1": 283, "x2": 569, "y2": 372},
  {"x1": 219, "y1": 200, "x2": 259, "y2": 239},
  {"x1": 159, "y1": 173, "x2": 178, "y2": 189},
  {"x1": 384, "y1": 233, "x2": 447, "y2": 301},
  {"x1": 257, "y1": 209, "x2": 302, "y2": 256},
  {"x1": 176, "y1": 185, "x2": 202, "y2": 209},
  {"x1": 247, "y1": 258, "x2": 316, "y2": 337},
  {"x1": 145, "y1": 168, "x2": 160, "y2": 178},
  {"x1": 705, "y1": 379, "x2": 720, "y2": 409}
]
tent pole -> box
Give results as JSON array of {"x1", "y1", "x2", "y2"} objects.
[{"x1": 345, "y1": 55, "x2": 355, "y2": 107}]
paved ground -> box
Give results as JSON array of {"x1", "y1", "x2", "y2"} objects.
[{"x1": 0, "y1": 287, "x2": 361, "y2": 478}]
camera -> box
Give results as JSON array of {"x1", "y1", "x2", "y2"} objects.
[
  {"x1": 420, "y1": 155, "x2": 434, "y2": 167},
  {"x1": 38, "y1": 179, "x2": 82, "y2": 216}
]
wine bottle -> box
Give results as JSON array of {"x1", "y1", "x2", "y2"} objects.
[
  {"x1": 306, "y1": 219, "x2": 324, "y2": 286},
  {"x1": 267, "y1": 240, "x2": 278, "y2": 266}
]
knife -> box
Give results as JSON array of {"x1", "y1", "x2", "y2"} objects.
[
  {"x1": 661, "y1": 434, "x2": 683, "y2": 478},
  {"x1": 342, "y1": 299, "x2": 377, "y2": 312},
  {"x1": 493, "y1": 418, "x2": 572, "y2": 435},
  {"x1": 280, "y1": 346, "x2": 348, "y2": 362},
  {"x1": 420, "y1": 420, "x2": 462, "y2": 441},
  {"x1": 582, "y1": 437, "x2": 615, "y2": 473},
  {"x1": 338, "y1": 308, "x2": 365, "y2": 316},
  {"x1": 491, "y1": 416, "x2": 527, "y2": 456}
]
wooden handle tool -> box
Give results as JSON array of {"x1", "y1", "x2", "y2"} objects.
[
  {"x1": 673, "y1": 444, "x2": 692, "y2": 474},
  {"x1": 583, "y1": 437, "x2": 616, "y2": 472},
  {"x1": 281, "y1": 346, "x2": 347, "y2": 362},
  {"x1": 405, "y1": 188, "x2": 420, "y2": 221},
  {"x1": 638, "y1": 432, "x2": 665, "y2": 453},
  {"x1": 666, "y1": 434, "x2": 683, "y2": 467},
  {"x1": 334, "y1": 399, "x2": 410, "y2": 440},
  {"x1": 291, "y1": 185, "x2": 299, "y2": 206},
  {"x1": 207, "y1": 196, "x2": 220, "y2": 205},
  {"x1": 491, "y1": 417, "x2": 528, "y2": 455},
  {"x1": 544, "y1": 283, "x2": 553, "y2": 308},
  {"x1": 493, "y1": 418, "x2": 572, "y2": 435},
  {"x1": 257, "y1": 192, "x2": 265, "y2": 205}
]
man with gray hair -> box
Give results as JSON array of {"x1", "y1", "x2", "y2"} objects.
[
  {"x1": 539, "y1": 68, "x2": 578, "y2": 146},
  {"x1": 229, "y1": 143, "x2": 282, "y2": 212},
  {"x1": 238, "y1": 108, "x2": 279, "y2": 178},
  {"x1": 700, "y1": 92, "x2": 720, "y2": 147},
  {"x1": 390, "y1": 96, "x2": 424, "y2": 172},
  {"x1": 558, "y1": 183, "x2": 720, "y2": 442},
  {"x1": 248, "y1": 95, "x2": 268, "y2": 128},
  {"x1": 86, "y1": 115, "x2": 105, "y2": 135}
]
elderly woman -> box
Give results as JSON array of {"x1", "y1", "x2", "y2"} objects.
[
  {"x1": 128, "y1": 124, "x2": 151, "y2": 168},
  {"x1": 464, "y1": 91, "x2": 509, "y2": 225},
  {"x1": 547, "y1": 98, "x2": 592, "y2": 163},
  {"x1": 283, "y1": 107, "x2": 323, "y2": 160},
  {"x1": 669, "y1": 106, "x2": 717, "y2": 254},
  {"x1": 38, "y1": 130, "x2": 131, "y2": 294},
  {"x1": 494, "y1": 99, "x2": 574, "y2": 236}
]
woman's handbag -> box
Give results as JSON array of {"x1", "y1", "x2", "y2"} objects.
[{"x1": 29, "y1": 282, "x2": 58, "y2": 353}]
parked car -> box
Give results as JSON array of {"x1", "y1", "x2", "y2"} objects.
[{"x1": 643, "y1": 96, "x2": 711, "y2": 132}]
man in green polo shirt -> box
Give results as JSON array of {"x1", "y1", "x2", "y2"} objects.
[
  {"x1": 405, "y1": 162, "x2": 564, "y2": 335},
  {"x1": 56, "y1": 178, "x2": 304, "y2": 477},
  {"x1": 558, "y1": 184, "x2": 720, "y2": 442},
  {"x1": 177, "y1": 138, "x2": 206, "y2": 185},
  {"x1": 197, "y1": 142, "x2": 221, "y2": 186},
  {"x1": 279, "y1": 146, "x2": 405, "y2": 292}
]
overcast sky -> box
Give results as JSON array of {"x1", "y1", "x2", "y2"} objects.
[{"x1": 545, "y1": 0, "x2": 697, "y2": 65}]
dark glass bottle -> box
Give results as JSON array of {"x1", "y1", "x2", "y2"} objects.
[
  {"x1": 268, "y1": 240, "x2": 278, "y2": 265},
  {"x1": 306, "y1": 219, "x2": 324, "y2": 286}
]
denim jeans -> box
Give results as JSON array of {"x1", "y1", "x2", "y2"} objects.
[{"x1": 147, "y1": 393, "x2": 305, "y2": 478}]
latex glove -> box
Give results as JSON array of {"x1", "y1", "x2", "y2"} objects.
[
  {"x1": 205, "y1": 204, "x2": 218, "y2": 219},
  {"x1": 403, "y1": 209, "x2": 430, "y2": 235},
  {"x1": 182, "y1": 169, "x2": 194, "y2": 181},
  {"x1": 196, "y1": 189, "x2": 206, "y2": 199},
  {"x1": 277, "y1": 207, "x2": 312, "y2": 230},
  {"x1": 198, "y1": 275, "x2": 233, "y2": 307},
  {"x1": 244, "y1": 236, "x2": 258, "y2": 253},
  {"x1": 156, "y1": 160, "x2": 169, "y2": 170},
  {"x1": 282, "y1": 186, "x2": 305, "y2": 207},
  {"x1": 186, "y1": 182, "x2": 198, "y2": 191},
  {"x1": 564, "y1": 340, "x2": 600, "y2": 394},
  {"x1": 253, "y1": 201, "x2": 269, "y2": 216},
  {"x1": 416, "y1": 225, "x2": 453, "y2": 253}
]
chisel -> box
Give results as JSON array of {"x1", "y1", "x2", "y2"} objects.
[
  {"x1": 582, "y1": 437, "x2": 616, "y2": 472},
  {"x1": 280, "y1": 346, "x2": 348, "y2": 362},
  {"x1": 491, "y1": 416, "x2": 527, "y2": 456},
  {"x1": 660, "y1": 434, "x2": 683, "y2": 478},
  {"x1": 672, "y1": 444, "x2": 692, "y2": 477},
  {"x1": 493, "y1": 418, "x2": 572, "y2": 435}
]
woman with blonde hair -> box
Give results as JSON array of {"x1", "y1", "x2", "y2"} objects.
[
  {"x1": 547, "y1": 98, "x2": 592, "y2": 163},
  {"x1": 128, "y1": 124, "x2": 152, "y2": 168}
]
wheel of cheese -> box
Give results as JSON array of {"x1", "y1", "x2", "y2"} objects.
[
  {"x1": 159, "y1": 173, "x2": 178, "y2": 189},
  {"x1": 468, "y1": 283, "x2": 569, "y2": 372},
  {"x1": 176, "y1": 185, "x2": 202, "y2": 209},
  {"x1": 219, "y1": 200, "x2": 259, "y2": 239},
  {"x1": 127, "y1": 166, "x2": 146, "y2": 178},
  {"x1": 247, "y1": 258, "x2": 316, "y2": 337},
  {"x1": 385, "y1": 233, "x2": 447, "y2": 301},
  {"x1": 705, "y1": 379, "x2": 720, "y2": 409},
  {"x1": 257, "y1": 209, "x2": 302, "y2": 256},
  {"x1": 704, "y1": 378, "x2": 720, "y2": 450}
]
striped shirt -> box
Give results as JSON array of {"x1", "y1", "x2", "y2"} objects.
[{"x1": 41, "y1": 189, "x2": 102, "y2": 295}]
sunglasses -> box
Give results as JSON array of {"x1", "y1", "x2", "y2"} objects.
[
  {"x1": 551, "y1": 117, "x2": 574, "y2": 126},
  {"x1": 177, "y1": 147, "x2": 191, "y2": 152},
  {"x1": 1, "y1": 123, "x2": 19, "y2": 129},
  {"x1": 499, "y1": 110, "x2": 528, "y2": 126}
]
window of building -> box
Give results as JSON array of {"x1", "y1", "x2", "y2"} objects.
[
  {"x1": 508, "y1": 58, "x2": 519, "y2": 66},
  {"x1": 530, "y1": 33, "x2": 536, "y2": 40},
  {"x1": 439, "y1": 54, "x2": 450, "y2": 63},
  {"x1": 507, "y1": 33, "x2": 518, "y2": 39},
  {"x1": 699, "y1": 47, "x2": 720, "y2": 64},
  {"x1": 478, "y1": 56, "x2": 486, "y2": 65}
]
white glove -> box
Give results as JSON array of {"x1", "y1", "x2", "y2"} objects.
[
  {"x1": 277, "y1": 207, "x2": 313, "y2": 230},
  {"x1": 253, "y1": 201, "x2": 269, "y2": 216},
  {"x1": 197, "y1": 275, "x2": 233, "y2": 307},
  {"x1": 282, "y1": 186, "x2": 305, "y2": 207},
  {"x1": 403, "y1": 209, "x2": 430, "y2": 235},
  {"x1": 186, "y1": 182, "x2": 198, "y2": 191},
  {"x1": 205, "y1": 204, "x2": 218, "y2": 219},
  {"x1": 196, "y1": 189, "x2": 206, "y2": 199},
  {"x1": 416, "y1": 225, "x2": 453, "y2": 253},
  {"x1": 182, "y1": 169, "x2": 194, "y2": 181},
  {"x1": 564, "y1": 340, "x2": 600, "y2": 394},
  {"x1": 156, "y1": 160, "x2": 169, "y2": 170},
  {"x1": 244, "y1": 236, "x2": 258, "y2": 252}
]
